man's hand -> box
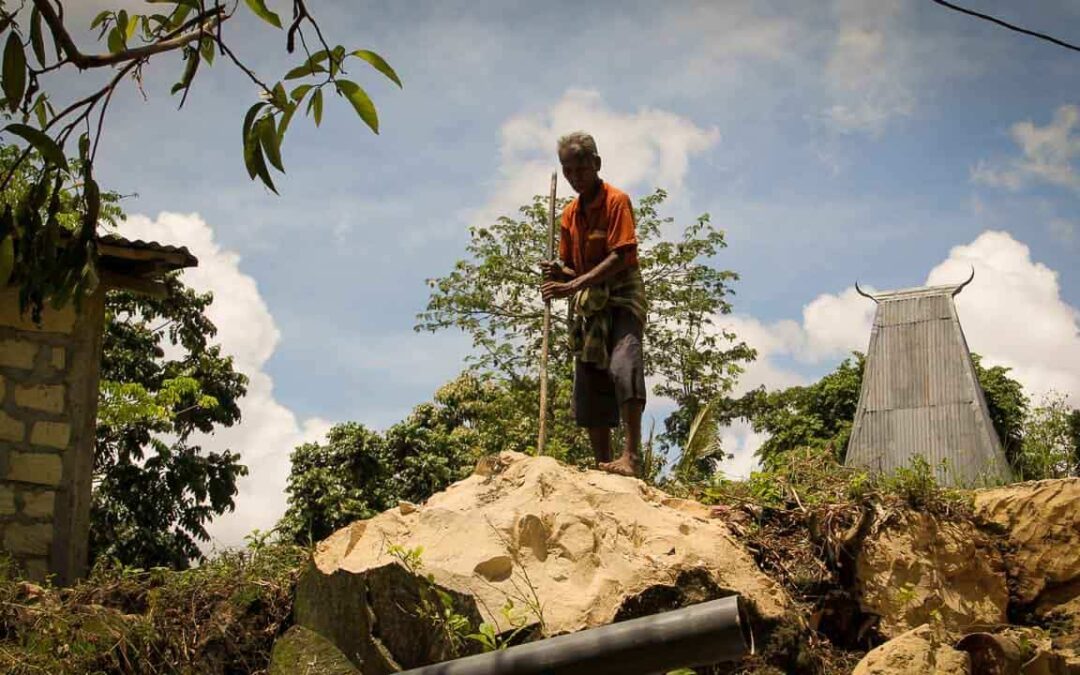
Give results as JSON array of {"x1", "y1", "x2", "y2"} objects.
[
  {"x1": 541, "y1": 280, "x2": 577, "y2": 301},
  {"x1": 540, "y1": 260, "x2": 572, "y2": 281}
]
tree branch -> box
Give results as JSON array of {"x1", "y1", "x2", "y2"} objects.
[{"x1": 32, "y1": 0, "x2": 227, "y2": 69}]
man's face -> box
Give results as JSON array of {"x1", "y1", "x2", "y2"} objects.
[{"x1": 559, "y1": 150, "x2": 601, "y2": 195}]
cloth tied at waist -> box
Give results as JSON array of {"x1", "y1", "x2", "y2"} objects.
[{"x1": 569, "y1": 266, "x2": 646, "y2": 371}]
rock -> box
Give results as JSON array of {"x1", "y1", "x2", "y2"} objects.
[
  {"x1": 975, "y1": 479, "x2": 1080, "y2": 631},
  {"x1": 296, "y1": 452, "x2": 788, "y2": 673},
  {"x1": 855, "y1": 510, "x2": 1008, "y2": 638},
  {"x1": 852, "y1": 624, "x2": 971, "y2": 675},
  {"x1": 269, "y1": 626, "x2": 360, "y2": 675}
]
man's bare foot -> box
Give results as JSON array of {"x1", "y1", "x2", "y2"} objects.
[{"x1": 598, "y1": 455, "x2": 638, "y2": 477}]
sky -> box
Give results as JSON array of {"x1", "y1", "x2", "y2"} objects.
[{"x1": 42, "y1": 0, "x2": 1080, "y2": 548}]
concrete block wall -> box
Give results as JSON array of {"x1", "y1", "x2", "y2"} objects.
[{"x1": 0, "y1": 285, "x2": 106, "y2": 584}]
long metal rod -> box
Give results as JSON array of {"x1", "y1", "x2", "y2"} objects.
[
  {"x1": 398, "y1": 595, "x2": 752, "y2": 675},
  {"x1": 536, "y1": 172, "x2": 557, "y2": 455}
]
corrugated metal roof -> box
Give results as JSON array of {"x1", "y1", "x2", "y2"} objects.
[
  {"x1": 845, "y1": 282, "x2": 1012, "y2": 487},
  {"x1": 96, "y1": 233, "x2": 198, "y2": 270}
]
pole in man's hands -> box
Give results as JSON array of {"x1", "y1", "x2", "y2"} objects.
[{"x1": 537, "y1": 172, "x2": 557, "y2": 456}]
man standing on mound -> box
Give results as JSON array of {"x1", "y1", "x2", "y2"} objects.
[{"x1": 541, "y1": 131, "x2": 647, "y2": 478}]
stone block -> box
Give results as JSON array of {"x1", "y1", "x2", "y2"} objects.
[
  {"x1": 0, "y1": 411, "x2": 25, "y2": 442},
  {"x1": 15, "y1": 384, "x2": 65, "y2": 414},
  {"x1": 4, "y1": 523, "x2": 53, "y2": 555},
  {"x1": 0, "y1": 288, "x2": 76, "y2": 333},
  {"x1": 0, "y1": 485, "x2": 14, "y2": 516},
  {"x1": 0, "y1": 339, "x2": 39, "y2": 369},
  {"x1": 50, "y1": 348, "x2": 65, "y2": 371},
  {"x1": 7, "y1": 452, "x2": 62, "y2": 486},
  {"x1": 30, "y1": 421, "x2": 70, "y2": 450},
  {"x1": 22, "y1": 490, "x2": 55, "y2": 519}
]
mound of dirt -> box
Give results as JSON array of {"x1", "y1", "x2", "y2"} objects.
[
  {"x1": 295, "y1": 451, "x2": 788, "y2": 672},
  {"x1": 975, "y1": 478, "x2": 1080, "y2": 630},
  {"x1": 851, "y1": 624, "x2": 970, "y2": 675},
  {"x1": 855, "y1": 510, "x2": 1008, "y2": 638}
]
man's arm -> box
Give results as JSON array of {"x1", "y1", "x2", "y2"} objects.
[{"x1": 540, "y1": 247, "x2": 632, "y2": 300}]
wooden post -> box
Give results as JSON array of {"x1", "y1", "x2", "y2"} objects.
[{"x1": 537, "y1": 172, "x2": 557, "y2": 455}]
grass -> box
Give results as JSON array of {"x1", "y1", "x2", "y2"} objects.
[{"x1": 0, "y1": 534, "x2": 308, "y2": 675}]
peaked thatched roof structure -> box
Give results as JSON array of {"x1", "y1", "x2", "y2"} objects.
[{"x1": 845, "y1": 272, "x2": 1012, "y2": 487}]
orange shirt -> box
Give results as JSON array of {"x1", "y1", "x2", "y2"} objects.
[{"x1": 558, "y1": 181, "x2": 639, "y2": 275}]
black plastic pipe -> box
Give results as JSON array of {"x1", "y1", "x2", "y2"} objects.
[{"x1": 397, "y1": 595, "x2": 753, "y2": 675}]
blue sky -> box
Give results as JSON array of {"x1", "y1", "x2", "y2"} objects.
[{"x1": 48, "y1": 1, "x2": 1080, "y2": 545}]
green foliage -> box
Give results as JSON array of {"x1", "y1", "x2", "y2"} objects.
[
  {"x1": 971, "y1": 354, "x2": 1029, "y2": 466},
  {"x1": 0, "y1": 1, "x2": 399, "y2": 319},
  {"x1": 747, "y1": 352, "x2": 1034, "y2": 480},
  {"x1": 416, "y1": 189, "x2": 754, "y2": 467},
  {"x1": 93, "y1": 275, "x2": 249, "y2": 569},
  {"x1": 1013, "y1": 391, "x2": 1080, "y2": 480},
  {"x1": 0, "y1": 538, "x2": 306, "y2": 674},
  {"x1": 278, "y1": 422, "x2": 394, "y2": 545},
  {"x1": 745, "y1": 353, "x2": 864, "y2": 470},
  {"x1": 278, "y1": 376, "x2": 493, "y2": 544}
]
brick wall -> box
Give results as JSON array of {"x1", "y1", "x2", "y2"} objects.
[{"x1": 0, "y1": 285, "x2": 106, "y2": 584}]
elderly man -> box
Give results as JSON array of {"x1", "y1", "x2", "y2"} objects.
[{"x1": 541, "y1": 131, "x2": 647, "y2": 477}]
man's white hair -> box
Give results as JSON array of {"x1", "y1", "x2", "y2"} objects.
[{"x1": 557, "y1": 131, "x2": 600, "y2": 159}]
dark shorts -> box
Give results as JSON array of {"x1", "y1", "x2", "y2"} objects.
[{"x1": 573, "y1": 308, "x2": 647, "y2": 428}]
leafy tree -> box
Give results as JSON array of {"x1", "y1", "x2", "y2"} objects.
[
  {"x1": 0, "y1": 0, "x2": 400, "y2": 319},
  {"x1": 745, "y1": 353, "x2": 864, "y2": 470},
  {"x1": 278, "y1": 422, "x2": 392, "y2": 545},
  {"x1": 1, "y1": 142, "x2": 247, "y2": 568},
  {"x1": 971, "y1": 354, "x2": 1028, "y2": 467},
  {"x1": 416, "y1": 189, "x2": 755, "y2": 466},
  {"x1": 93, "y1": 274, "x2": 249, "y2": 569},
  {"x1": 278, "y1": 374, "x2": 492, "y2": 544},
  {"x1": 1014, "y1": 391, "x2": 1079, "y2": 480},
  {"x1": 748, "y1": 352, "x2": 1031, "y2": 475}
]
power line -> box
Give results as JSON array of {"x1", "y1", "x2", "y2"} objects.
[{"x1": 931, "y1": 0, "x2": 1080, "y2": 54}]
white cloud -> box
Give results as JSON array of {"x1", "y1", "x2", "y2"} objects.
[
  {"x1": 119, "y1": 212, "x2": 332, "y2": 550},
  {"x1": 822, "y1": 0, "x2": 915, "y2": 136},
  {"x1": 448, "y1": 89, "x2": 720, "y2": 244},
  {"x1": 716, "y1": 230, "x2": 1080, "y2": 479},
  {"x1": 928, "y1": 231, "x2": 1080, "y2": 404},
  {"x1": 972, "y1": 104, "x2": 1080, "y2": 194}
]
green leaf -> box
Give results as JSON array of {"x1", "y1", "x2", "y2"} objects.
[
  {"x1": 168, "y1": 5, "x2": 194, "y2": 30},
  {"x1": 241, "y1": 102, "x2": 268, "y2": 178},
  {"x1": 90, "y1": 11, "x2": 112, "y2": 30},
  {"x1": 284, "y1": 62, "x2": 326, "y2": 80},
  {"x1": 335, "y1": 80, "x2": 378, "y2": 134},
  {"x1": 277, "y1": 102, "x2": 297, "y2": 141},
  {"x1": 0, "y1": 236, "x2": 13, "y2": 288},
  {"x1": 146, "y1": 0, "x2": 201, "y2": 8},
  {"x1": 200, "y1": 37, "x2": 215, "y2": 65},
  {"x1": 30, "y1": 7, "x2": 47, "y2": 67},
  {"x1": 117, "y1": 11, "x2": 130, "y2": 40},
  {"x1": 290, "y1": 84, "x2": 313, "y2": 102},
  {"x1": 3, "y1": 124, "x2": 67, "y2": 170},
  {"x1": 171, "y1": 47, "x2": 200, "y2": 98},
  {"x1": 270, "y1": 82, "x2": 288, "y2": 109},
  {"x1": 32, "y1": 93, "x2": 48, "y2": 128},
  {"x1": 78, "y1": 132, "x2": 90, "y2": 160},
  {"x1": 3, "y1": 32, "x2": 27, "y2": 112},
  {"x1": 351, "y1": 49, "x2": 402, "y2": 88},
  {"x1": 107, "y1": 27, "x2": 125, "y2": 54},
  {"x1": 258, "y1": 115, "x2": 284, "y2": 173},
  {"x1": 126, "y1": 14, "x2": 141, "y2": 42},
  {"x1": 307, "y1": 88, "x2": 323, "y2": 127},
  {"x1": 243, "y1": 0, "x2": 282, "y2": 29}
]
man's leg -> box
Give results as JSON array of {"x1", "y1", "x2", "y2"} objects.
[
  {"x1": 597, "y1": 309, "x2": 646, "y2": 477},
  {"x1": 598, "y1": 399, "x2": 643, "y2": 476},
  {"x1": 588, "y1": 427, "x2": 613, "y2": 464}
]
